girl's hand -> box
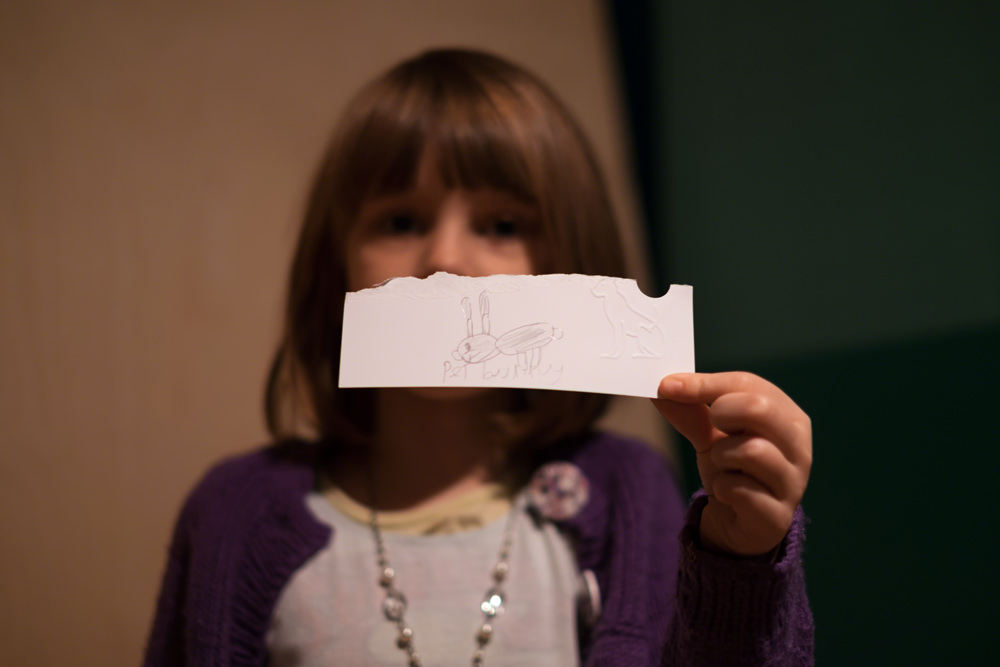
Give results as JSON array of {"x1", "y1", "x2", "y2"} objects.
[{"x1": 653, "y1": 372, "x2": 812, "y2": 557}]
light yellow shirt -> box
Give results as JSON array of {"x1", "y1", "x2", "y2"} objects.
[{"x1": 322, "y1": 480, "x2": 514, "y2": 535}]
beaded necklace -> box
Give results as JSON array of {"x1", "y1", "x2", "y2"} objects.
[{"x1": 368, "y1": 502, "x2": 518, "y2": 667}]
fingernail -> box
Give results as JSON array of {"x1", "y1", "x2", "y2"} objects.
[{"x1": 660, "y1": 377, "x2": 683, "y2": 396}]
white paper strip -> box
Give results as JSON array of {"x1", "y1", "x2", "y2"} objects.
[{"x1": 339, "y1": 272, "x2": 694, "y2": 398}]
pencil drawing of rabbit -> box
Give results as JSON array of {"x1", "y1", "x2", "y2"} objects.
[{"x1": 452, "y1": 292, "x2": 562, "y2": 372}]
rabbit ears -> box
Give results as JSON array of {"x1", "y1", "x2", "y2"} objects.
[{"x1": 461, "y1": 292, "x2": 491, "y2": 336}]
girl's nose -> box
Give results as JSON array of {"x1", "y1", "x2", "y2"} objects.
[
  {"x1": 423, "y1": 197, "x2": 472, "y2": 276},
  {"x1": 425, "y1": 224, "x2": 467, "y2": 275}
]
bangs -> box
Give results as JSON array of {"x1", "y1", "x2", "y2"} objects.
[
  {"x1": 435, "y1": 120, "x2": 538, "y2": 203},
  {"x1": 337, "y1": 65, "x2": 542, "y2": 213}
]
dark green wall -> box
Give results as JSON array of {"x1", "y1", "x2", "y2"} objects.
[
  {"x1": 654, "y1": 2, "x2": 999, "y2": 368},
  {"x1": 612, "y1": 2, "x2": 999, "y2": 663}
]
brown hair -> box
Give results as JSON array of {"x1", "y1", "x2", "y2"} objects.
[{"x1": 265, "y1": 48, "x2": 628, "y2": 450}]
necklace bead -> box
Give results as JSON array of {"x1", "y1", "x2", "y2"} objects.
[
  {"x1": 480, "y1": 587, "x2": 504, "y2": 617},
  {"x1": 396, "y1": 626, "x2": 414, "y2": 649},
  {"x1": 382, "y1": 590, "x2": 407, "y2": 622}
]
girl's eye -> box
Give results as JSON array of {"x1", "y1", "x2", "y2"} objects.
[
  {"x1": 492, "y1": 218, "x2": 520, "y2": 237},
  {"x1": 382, "y1": 214, "x2": 419, "y2": 235},
  {"x1": 480, "y1": 217, "x2": 523, "y2": 239}
]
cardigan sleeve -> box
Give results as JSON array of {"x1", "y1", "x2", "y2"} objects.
[
  {"x1": 661, "y1": 494, "x2": 814, "y2": 666},
  {"x1": 565, "y1": 433, "x2": 813, "y2": 666},
  {"x1": 143, "y1": 452, "x2": 246, "y2": 667},
  {"x1": 142, "y1": 443, "x2": 332, "y2": 667},
  {"x1": 143, "y1": 492, "x2": 195, "y2": 667}
]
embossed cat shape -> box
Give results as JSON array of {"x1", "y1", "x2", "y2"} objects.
[
  {"x1": 452, "y1": 292, "x2": 562, "y2": 371},
  {"x1": 591, "y1": 278, "x2": 665, "y2": 359}
]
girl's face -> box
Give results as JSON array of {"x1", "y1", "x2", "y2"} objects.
[{"x1": 345, "y1": 151, "x2": 540, "y2": 290}]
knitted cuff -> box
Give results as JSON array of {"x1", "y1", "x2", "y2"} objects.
[{"x1": 666, "y1": 494, "x2": 813, "y2": 666}]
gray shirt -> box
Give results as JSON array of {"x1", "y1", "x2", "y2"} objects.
[{"x1": 267, "y1": 492, "x2": 585, "y2": 666}]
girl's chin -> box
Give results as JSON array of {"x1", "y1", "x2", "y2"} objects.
[{"x1": 402, "y1": 386, "x2": 496, "y2": 401}]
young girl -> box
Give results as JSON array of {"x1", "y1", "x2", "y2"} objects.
[{"x1": 145, "y1": 49, "x2": 813, "y2": 667}]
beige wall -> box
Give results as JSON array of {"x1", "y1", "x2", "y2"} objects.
[{"x1": 0, "y1": 2, "x2": 665, "y2": 663}]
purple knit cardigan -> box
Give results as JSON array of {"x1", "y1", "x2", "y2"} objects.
[{"x1": 144, "y1": 433, "x2": 813, "y2": 666}]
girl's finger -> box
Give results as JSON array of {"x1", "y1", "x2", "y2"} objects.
[
  {"x1": 708, "y1": 392, "x2": 812, "y2": 466},
  {"x1": 658, "y1": 372, "x2": 772, "y2": 406},
  {"x1": 703, "y1": 473, "x2": 796, "y2": 556},
  {"x1": 660, "y1": 372, "x2": 811, "y2": 464},
  {"x1": 708, "y1": 435, "x2": 804, "y2": 503},
  {"x1": 651, "y1": 398, "x2": 723, "y2": 452},
  {"x1": 655, "y1": 373, "x2": 763, "y2": 448}
]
